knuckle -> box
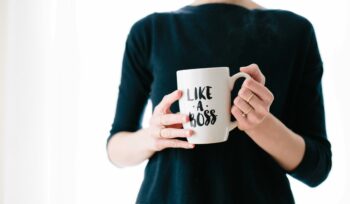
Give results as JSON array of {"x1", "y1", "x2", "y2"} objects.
[
  {"x1": 231, "y1": 106, "x2": 235, "y2": 115},
  {"x1": 238, "y1": 88, "x2": 248, "y2": 98},
  {"x1": 232, "y1": 105, "x2": 238, "y2": 112},
  {"x1": 233, "y1": 97, "x2": 239, "y2": 105},
  {"x1": 269, "y1": 92, "x2": 274, "y2": 102},
  {"x1": 259, "y1": 107, "x2": 268, "y2": 116},
  {"x1": 154, "y1": 105, "x2": 161, "y2": 113},
  {"x1": 266, "y1": 105, "x2": 271, "y2": 112},
  {"x1": 245, "y1": 78, "x2": 254, "y2": 87},
  {"x1": 162, "y1": 94, "x2": 168, "y2": 101},
  {"x1": 231, "y1": 106, "x2": 239, "y2": 115},
  {"x1": 163, "y1": 101, "x2": 171, "y2": 108},
  {"x1": 150, "y1": 127, "x2": 159, "y2": 138},
  {"x1": 254, "y1": 104, "x2": 266, "y2": 115},
  {"x1": 154, "y1": 140, "x2": 164, "y2": 151},
  {"x1": 154, "y1": 105, "x2": 159, "y2": 112},
  {"x1": 250, "y1": 114, "x2": 260, "y2": 124},
  {"x1": 238, "y1": 89, "x2": 244, "y2": 97},
  {"x1": 231, "y1": 109, "x2": 235, "y2": 116},
  {"x1": 255, "y1": 111, "x2": 265, "y2": 121},
  {"x1": 262, "y1": 99, "x2": 270, "y2": 107},
  {"x1": 161, "y1": 128, "x2": 169, "y2": 138}
]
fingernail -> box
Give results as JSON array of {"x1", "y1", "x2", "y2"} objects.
[
  {"x1": 177, "y1": 90, "x2": 182, "y2": 96},
  {"x1": 187, "y1": 130, "x2": 193, "y2": 136},
  {"x1": 188, "y1": 144, "x2": 195, "y2": 148},
  {"x1": 183, "y1": 116, "x2": 189, "y2": 122}
]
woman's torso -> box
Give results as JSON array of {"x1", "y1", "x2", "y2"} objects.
[{"x1": 136, "y1": 4, "x2": 311, "y2": 203}]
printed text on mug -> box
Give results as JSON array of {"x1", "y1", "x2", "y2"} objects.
[{"x1": 186, "y1": 86, "x2": 218, "y2": 127}]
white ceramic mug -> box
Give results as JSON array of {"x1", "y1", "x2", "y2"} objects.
[{"x1": 176, "y1": 67, "x2": 250, "y2": 144}]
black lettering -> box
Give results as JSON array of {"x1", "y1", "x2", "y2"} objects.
[
  {"x1": 204, "y1": 110, "x2": 211, "y2": 125},
  {"x1": 207, "y1": 86, "x2": 212, "y2": 99},
  {"x1": 196, "y1": 101, "x2": 204, "y2": 111},
  {"x1": 210, "y1": 110, "x2": 217, "y2": 124},
  {"x1": 187, "y1": 89, "x2": 194, "y2": 101},
  {"x1": 189, "y1": 112, "x2": 196, "y2": 127},
  {"x1": 194, "y1": 87, "x2": 198, "y2": 100},
  {"x1": 197, "y1": 113, "x2": 204, "y2": 126},
  {"x1": 198, "y1": 86, "x2": 206, "y2": 99}
]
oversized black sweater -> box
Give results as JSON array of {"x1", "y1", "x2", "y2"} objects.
[{"x1": 107, "y1": 3, "x2": 332, "y2": 204}]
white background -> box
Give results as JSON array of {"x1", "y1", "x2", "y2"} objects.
[{"x1": 1, "y1": 0, "x2": 350, "y2": 203}]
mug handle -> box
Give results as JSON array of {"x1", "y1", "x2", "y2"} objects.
[{"x1": 228, "y1": 72, "x2": 251, "y2": 131}]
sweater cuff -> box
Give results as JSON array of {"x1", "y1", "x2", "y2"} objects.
[{"x1": 287, "y1": 136, "x2": 318, "y2": 187}]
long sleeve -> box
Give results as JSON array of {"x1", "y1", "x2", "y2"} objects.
[
  {"x1": 106, "y1": 17, "x2": 153, "y2": 146},
  {"x1": 288, "y1": 22, "x2": 332, "y2": 187}
]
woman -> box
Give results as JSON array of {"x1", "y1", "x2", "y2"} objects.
[{"x1": 107, "y1": 0, "x2": 332, "y2": 203}]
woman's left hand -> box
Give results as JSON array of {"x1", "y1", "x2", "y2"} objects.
[{"x1": 231, "y1": 64, "x2": 275, "y2": 131}]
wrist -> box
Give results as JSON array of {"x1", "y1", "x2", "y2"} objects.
[
  {"x1": 245, "y1": 112, "x2": 274, "y2": 138},
  {"x1": 140, "y1": 127, "x2": 158, "y2": 154}
]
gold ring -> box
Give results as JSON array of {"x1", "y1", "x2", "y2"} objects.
[
  {"x1": 242, "y1": 107, "x2": 253, "y2": 118},
  {"x1": 247, "y1": 93, "x2": 254, "y2": 103}
]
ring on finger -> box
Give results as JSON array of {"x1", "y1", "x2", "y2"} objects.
[
  {"x1": 247, "y1": 93, "x2": 255, "y2": 103},
  {"x1": 158, "y1": 125, "x2": 166, "y2": 138},
  {"x1": 241, "y1": 107, "x2": 253, "y2": 118}
]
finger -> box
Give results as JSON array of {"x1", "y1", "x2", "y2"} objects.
[
  {"x1": 168, "y1": 123, "x2": 183, "y2": 129},
  {"x1": 243, "y1": 78, "x2": 274, "y2": 103},
  {"x1": 167, "y1": 112, "x2": 184, "y2": 129},
  {"x1": 150, "y1": 126, "x2": 164, "y2": 138},
  {"x1": 233, "y1": 96, "x2": 254, "y2": 114},
  {"x1": 154, "y1": 90, "x2": 183, "y2": 114},
  {"x1": 231, "y1": 105, "x2": 245, "y2": 120},
  {"x1": 231, "y1": 105, "x2": 262, "y2": 129},
  {"x1": 155, "y1": 139, "x2": 195, "y2": 151},
  {"x1": 238, "y1": 87, "x2": 266, "y2": 114},
  {"x1": 238, "y1": 86, "x2": 254, "y2": 101},
  {"x1": 160, "y1": 128, "x2": 194, "y2": 138},
  {"x1": 156, "y1": 113, "x2": 189, "y2": 126},
  {"x1": 240, "y1": 63, "x2": 265, "y2": 84}
]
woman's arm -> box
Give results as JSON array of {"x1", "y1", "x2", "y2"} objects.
[
  {"x1": 107, "y1": 129, "x2": 154, "y2": 168},
  {"x1": 231, "y1": 64, "x2": 305, "y2": 171},
  {"x1": 232, "y1": 63, "x2": 331, "y2": 187},
  {"x1": 245, "y1": 113, "x2": 305, "y2": 171},
  {"x1": 107, "y1": 17, "x2": 195, "y2": 168},
  {"x1": 107, "y1": 90, "x2": 195, "y2": 168}
]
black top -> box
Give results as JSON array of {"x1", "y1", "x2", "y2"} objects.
[{"x1": 107, "y1": 3, "x2": 332, "y2": 204}]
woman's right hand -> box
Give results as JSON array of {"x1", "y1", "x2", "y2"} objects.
[{"x1": 146, "y1": 90, "x2": 195, "y2": 151}]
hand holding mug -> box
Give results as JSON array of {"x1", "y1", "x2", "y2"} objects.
[
  {"x1": 177, "y1": 66, "x2": 251, "y2": 144},
  {"x1": 231, "y1": 64, "x2": 275, "y2": 131},
  {"x1": 146, "y1": 90, "x2": 195, "y2": 151}
]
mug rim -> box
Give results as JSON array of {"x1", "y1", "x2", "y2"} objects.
[{"x1": 176, "y1": 66, "x2": 229, "y2": 74}]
